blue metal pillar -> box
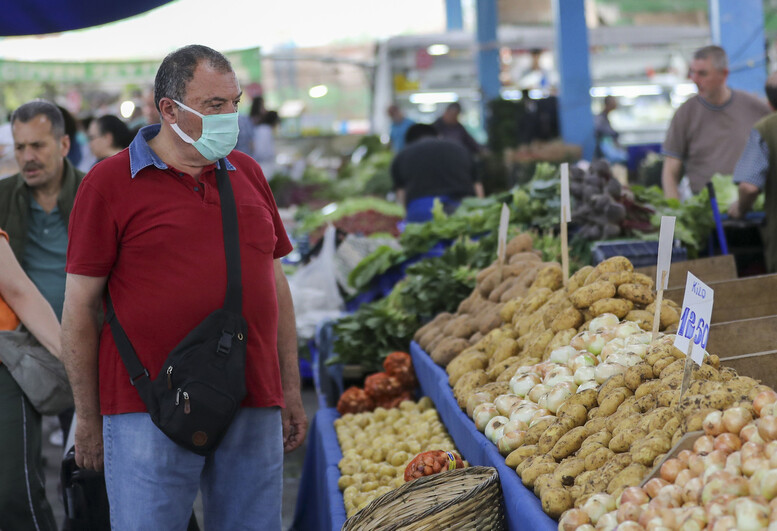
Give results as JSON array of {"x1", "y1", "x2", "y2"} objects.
[
  {"x1": 475, "y1": 0, "x2": 500, "y2": 131},
  {"x1": 445, "y1": 0, "x2": 463, "y2": 31},
  {"x1": 709, "y1": 0, "x2": 766, "y2": 97},
  {"x1": 552, "y1": 0, "x2": 595, "y2": 161}
]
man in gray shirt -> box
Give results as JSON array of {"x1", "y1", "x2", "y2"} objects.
[{"x1": 661, "y1": 45, "x2": 770, "y2": 199}]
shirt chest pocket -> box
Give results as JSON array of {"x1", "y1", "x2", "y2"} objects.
[{"x1": 239, "y1": 204, "x2": 277, "y2": 254}]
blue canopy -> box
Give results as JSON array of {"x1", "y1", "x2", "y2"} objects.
[{"x1": 3, "y1": 0, "x2": 172, "y2": 36}]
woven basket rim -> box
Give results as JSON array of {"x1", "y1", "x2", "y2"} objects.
[{"x1": 341, "y1": 466, "x2": 502, "y2": 531}]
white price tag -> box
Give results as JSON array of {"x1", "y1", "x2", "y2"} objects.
[
  {"x1": 655, "y1": 216, "x2": 675, "y2": 290},
  {"x1": 497, "y1": 203, "x2": 510, "y2": 265},
  {"x1": 673, "y1": 272, "x2": 714, "y2": 366},
  {"x1": 560, "y1": 163, "x2": 571, "y2": 223}
]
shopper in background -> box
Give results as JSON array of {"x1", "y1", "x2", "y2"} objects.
[
  {"x1": 728, "y1": 71, "x2": 777, "y2": 273},
  {"x1": 594, "y1": 96, "x2": 628, "y2": 164},
  {"x1": 661, "y1": 45, "x2": 770, "y2": 200},
  {"x1": 387, "y1": 104, "x2": 414, "y2": 153},
  {"x1": 0, "y1": 227, "x2": 62, "y2": 531},
  {"x1": 253, "y1": 110, "x2": 281, "y2": 178},
  {"x1": 1, "y1": 101, "x2": 84, "y2": 450},
  {"x1": 87, "y1": 114, "x2": 132, "y2": 162},
  {"x1": 141, "y1": 88, "x2": 160, "y2": 126},
  {"x1": 432, "y1": 101, "x2": 483, "y2": 156},
  {"x1": 58, "y1": 105, "x2": 84, "y2": 171},
  {"x1": 391, "y1": 123, "x2": 484, "y2": 223},
  {"x1": 61, "y1": 44, "x2": 306, "y2": 530}
]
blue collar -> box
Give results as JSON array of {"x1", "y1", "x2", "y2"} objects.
[{"x1": 129, "y1": 124, "x2": 236, "y2": 178}]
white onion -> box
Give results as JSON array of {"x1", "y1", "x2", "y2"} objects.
[
  {"x1": 574, "y1": 366, "x2": 597, "y2": 385},
  {"x1": 543, "y1": 366, "x2": 573, "y2": 385},
  {"x1": 568, "y1": 352, "x2": 597, "y2": 372},
  {"x1": 546, "y1": 385, "x2": 574, "y2": 414},
  {"x1": 600, "y1": 338, "x2": 625, "y2": 360},
  {"x1": 723, "y1": 407, "x2": 753, "y2": 434},
  {"x1": 586, "y1": 334, "x2": 606, "y2": 356},
  {"x1": 509, "y1": 373, "x2": 540, "y2": 397},
  {"x1": 545, "y1": 373, "x2": 577, "y2": 388},
  {"x1": 527, "y1": 383, "x2": 551, "y2": 403},
  {"x1": 484, "y1": 415, "x2": 509, "y2": 444},
  {"x1": 549, "y1": 345, "x2": 578, "y2": 365},
  {"x1": 734, "y1": 497, "x2": 770, "y2": 531},
  {"x1": 509, "y1": 404, "x2": 538, "y2": 424},
  {"x1": 615, "y1": 321, "x2": 642, "y2": 339},
  {"x1": 570, "y1": 331, "x2": 591, "y2": 350},
  {"x1": 497, "y1": 430, "x2": 526, "y2": 456},
  {"x1": 625, "y1": 331, "x2": 654, "y2": 345},
  {"x1": 622, "y1": 343, "x2": 648, "y2": 358},
  {"x1": 703, "y1": 410, "x2": 725, "y2": 436},
  {"x1": 473, "y1": 403, "x2": 498, "y2": 431},
  {"x1": 594, "y1": 511, "x2": 618, "y2": 531},
  {"x1": 589, "y1": 313, "x2": 620, "y2": 332},
  {"x1": 595, "y1": 362, "x2": 627, "y2": 384},
  {"x1": 558, "y1": 508, "x2": 591, "y2": 531},
  {"x1": 577, "y1": 380, "x2": 599, "y2": 392},
  {"x1": 537, "y1": 392, "x2": 549, "y2": 410},
  {"x1": 493, "y1": 394, "x2": 522, "y2": 416},
  {"x1": 582, "y1": 493, "x2": 615, "y2": 524}
]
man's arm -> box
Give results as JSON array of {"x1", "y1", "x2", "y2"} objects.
[
  {"x1": 61, "y1": 273, "x2": 107, "y2": 471},
  {"x1": 729, "y1": 129, "x2": 768, "y2": 218},
  {"x1": 0, "y1": 238, "x2": 61, "y2": 358},
  {"x1": 729, "y1": 182, "x2": 762, "y2": 219},
  {"x1": 661, "y1": 156, "x2": 683, "y2": 200},
  {"x1": 274, "y1": 259, "x2": 307, "y2": 453},
  {"x1": 473, "y1": 182, "x2": 485, "y2": 199}
]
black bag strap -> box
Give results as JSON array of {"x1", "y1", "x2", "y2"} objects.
[{"x1": 105, "y1": 159, "x2": 242, "y2": 390}]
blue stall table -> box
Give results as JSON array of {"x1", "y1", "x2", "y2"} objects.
[
  {"x1": 410, "y1": 341, "x2": 557, "y2": 531},
  {"x1": 291, "y1": 408, "x2": 347, "y2": 531}
]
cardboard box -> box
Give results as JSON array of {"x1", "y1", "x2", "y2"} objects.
[
  {"x1": 708, "y1": 315, "x2": 777, "y2": 359},
  {"x1": 665, "y1": 274, "x2": 777, "y2": 323},
  {"x1": 635, "y1": 254, "x2": 737, "y2": 290}
]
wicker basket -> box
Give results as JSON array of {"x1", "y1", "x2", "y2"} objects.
[{"x1": 341, "y1": 466, "x2": 504, "y2": 531}]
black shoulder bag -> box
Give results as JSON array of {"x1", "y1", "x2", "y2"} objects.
[{"x1": 105, "y1": 160, "x2": 247, "y2": 456}]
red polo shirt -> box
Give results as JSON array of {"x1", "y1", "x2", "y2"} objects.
[{"x1": 66, "y1": 127, "x2": 292, "y2": 415}]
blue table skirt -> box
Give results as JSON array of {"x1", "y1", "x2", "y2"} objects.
[
  {"x1": 410, "y1": 341, "x2": 557, "y2": 531},
  {"x1": 290, "y1": 408, "x2": 347, "y2": 531}
]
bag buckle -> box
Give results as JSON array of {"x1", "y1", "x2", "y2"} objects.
[
  {"x1": 216, "y1": 330, "x2": 233, "y2": 355},
  {"x1": 129, "y1": 369, "x2": 149, "y2": 386}
]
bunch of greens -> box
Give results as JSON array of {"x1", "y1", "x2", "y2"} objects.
[
  {"x1": 295, "y1": 197, "x2": 404, "y2": 234},
  {"x1": 347, "y1": 163, "x2": 562, "y2": 292},
  {"x1": 330, "y1": 235, "x2": 500, "y2": 369},
  {"x1": 630, "y1": 184, "x2": 717, "y2": 257}
]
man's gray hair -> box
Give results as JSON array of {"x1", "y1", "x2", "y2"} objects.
[
  {"x1": 10, "y1": 100, "x2": 65, "y2": 138},
  {"x1": 154, "y1": 44, "x2": 234, "y2": 111},
  {"x1": 694, "y1": 45, "x2": 728, "y2": 71}
]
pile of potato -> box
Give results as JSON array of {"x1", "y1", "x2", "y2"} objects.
[
  {"x1": 413, "y1": 232, "x2": 548, "y2": 365},
  {"x1": 334, "y1": 397, "x2": 464, "y2": 518},
  {"x1": 414, "y1": 253, "x2": 769, "y2": 520}
]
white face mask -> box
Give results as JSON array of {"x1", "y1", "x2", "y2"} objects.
[{"x1": 170, "y1": 99, "x2": 239, "y2": 161}]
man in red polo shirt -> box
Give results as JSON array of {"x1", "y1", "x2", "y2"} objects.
[{"x1": 60, "y1": 44, "x2": 306, "y2": 530}]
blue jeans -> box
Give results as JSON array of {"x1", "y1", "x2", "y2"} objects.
[{"x1": 103, "y1": 407, "x2": 283, "y2": 531}]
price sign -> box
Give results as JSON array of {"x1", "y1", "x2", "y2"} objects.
[
  {"x1": 673, "y1": 272, "x2": 714, "y2": 366},
  {"x1": 655, "y1": 216, "x2": 675, "y2": 290},
  {"x1": 560, "y1": 163, "x2": 571, "y2": 285},
  {"x1": 560, "y1": 164, "x2": 571, "y2": 223},
  {"x1": 497, "y1": 203, "x2": 510, "y2": 266}
]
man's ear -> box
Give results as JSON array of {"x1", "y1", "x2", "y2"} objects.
[
  {"x1": 60, "y1": 133, "x2": 71, "y2": 159},
  {"x1": 158, "y1": 98, "x2": 178, "y2": 124}
]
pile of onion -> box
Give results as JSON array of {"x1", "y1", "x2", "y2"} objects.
[{"x1": 559, "y1": 389, "x2": 777, "y2": 531}]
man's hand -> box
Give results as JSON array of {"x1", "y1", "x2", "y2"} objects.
[
  {"x1": 727, "y1": 200, "x2": 742, "y2": 219},
  {"x1": 281, "y1": 396, "x2": 308, "y2": 453},
  {"x1": 75, "y1": 414, "x2": 104, "y2": 471}
]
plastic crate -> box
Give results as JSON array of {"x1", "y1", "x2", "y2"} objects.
[{"x1": 590, "y1": 239, "x2": 687, "y2": 268}]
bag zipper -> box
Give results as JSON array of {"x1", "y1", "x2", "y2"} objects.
[
  {"x1": 167, "y1": 366, "x2": 173, "y2": 389},
  {"x1": 175, "y1": 387, "x2": 182, "y2": 405},
  {"x1": 183, "y1": 392, "x2": 191, "y2": 414}
]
